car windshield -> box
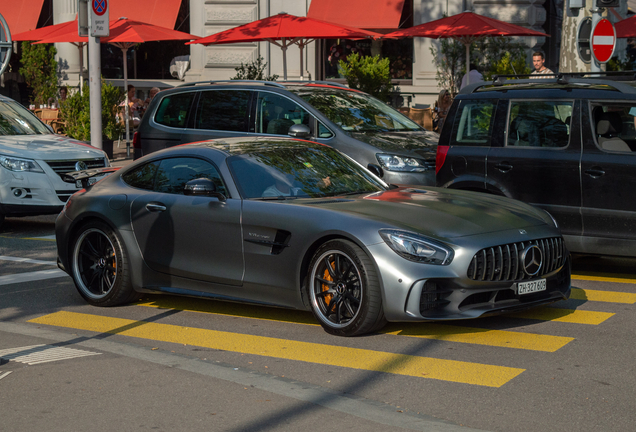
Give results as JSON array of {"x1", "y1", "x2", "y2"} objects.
[
  {"x1": 0, "y1": 101, "x2": 51, "y2": 135},
  {"x1": 227, "y1": 144, "x2": 386, "y2": 199},
  {"x1": 296, "y1": 89, "x2": 421, "y2": 133}
]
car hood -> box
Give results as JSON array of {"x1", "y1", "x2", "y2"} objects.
[
  {"x1": 0, "y1": 134, "x2": 107, "y2": 160},
  {"x1": 348, "y1": 130, "x2": 438, "y2": 159},
  {"x1": 301, "y1": 187, "x2": 551, "y2": 240}
]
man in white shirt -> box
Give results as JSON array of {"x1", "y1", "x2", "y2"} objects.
[
  {"x1": 460, "y1": 63, "x2": 484, "y2": 89},
  {"x1": 531, "y1": 52, "x2": 554, "y2": 78}
]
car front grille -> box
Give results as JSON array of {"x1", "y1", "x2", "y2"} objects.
[
  {"x1": 45, "y1": 158, "x2": 106, "y2": 178},
  {"x1": 467, "y1": 237, "x2": 566, "y2": 282}
]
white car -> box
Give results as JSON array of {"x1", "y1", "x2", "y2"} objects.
[{"x1": 0, "y1": 95, "x2": 110, "y2": 228}]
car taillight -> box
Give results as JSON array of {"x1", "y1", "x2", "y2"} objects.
[
  {"x1": 435, "y1": 145, "x2": 449, "y2": 175},
  {"x1": 132, "y1": 131, "x2": 141, "y2": 149}
]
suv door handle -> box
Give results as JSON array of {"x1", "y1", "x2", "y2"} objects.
[
  {"x1": 585, "y1": 167, "x2": 605, "y2": 178},
  {"x1": 146, "y1": 202, "x2": 167, "y2": 212},
  {"x1": 494, "y1": 162, "x2": 513, "y2": 173}
]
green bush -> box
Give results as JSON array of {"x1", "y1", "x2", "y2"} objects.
[
  {"x1": 19, "y1": 42, "x2": 59, "y2": 107},
  {"x1": 59, "y1": 80, "x2": 125, "y2": 141},
  {"x1": 231, "y1": 56, "x2": 279, "y2": 81},
  {"x1": 338, "y1": 53, "x2": 393, "y2": 102}
]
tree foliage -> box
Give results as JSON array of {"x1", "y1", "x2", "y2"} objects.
[
  {"x1": 430, "y1": 38, "x2": 465, "y2": 95},
  {"x1": 338, "y1": 53, "x2": 393, "y2": 102},
  {"x1": 59, "y1": 80, "x2": 125, "y2": 141},
  {"x1": 19, "y1": 42, "x2": 59, "y2": 107},
  {"x1": 231, "y1": 56, "x2": 279, "y2": 81}
]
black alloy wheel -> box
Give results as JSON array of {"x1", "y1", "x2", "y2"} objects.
[
  {"x1": 307, "y1": 239, "x2": 385, "y2": 336},
  {"x1": 71, "y1": 221, "x2": 136, "y2": 306}
]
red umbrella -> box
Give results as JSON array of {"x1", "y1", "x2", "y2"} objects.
[
  {"x1": 36, "y1": 17, "x2": 200, "y2": 155},
  {"x1": 12, "y1": 20, "x2": 79, "y2": 41},
  {"x1": 187, "y1": 12, "x2": 382, "y2": 80},
  {"x1": 615, "y1": 15, "x2": 636, "y2": 38},
  {"x1": 385, "y1": 12, "x2": 549, "y2": 85}
]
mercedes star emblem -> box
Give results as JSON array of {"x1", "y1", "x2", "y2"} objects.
[
  {"x1": 75, "y1": 161, "x2": 87, "y2": 171},
  {"x1": 521, "y1": 245, "x2": 543, "y2": 276}
]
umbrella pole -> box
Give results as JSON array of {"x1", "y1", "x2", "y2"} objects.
[
  {"x1": 282, "y1": 37, "x2": 288, "y2": 81},
  {"x1": 123, "y1": 46, "x2": 130, "y2": 158},
  {"x1": 465, "y1": 43, "x2": 470, "y2": 85}
]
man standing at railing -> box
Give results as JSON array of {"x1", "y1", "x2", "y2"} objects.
[{"x1": 531, "y1": 52, "x2": 553, "y2": 78}]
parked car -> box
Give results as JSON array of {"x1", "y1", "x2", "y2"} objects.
[
  {"x1": 0, "y1": 95, "x2": 110, "y2": 229},
  {"x1": 436, "y1": 74, "x2": 636, "y2": 258},
  {"x1": 56, "y1": 136, "x2": 570, "y2": 336},
  {"x1": 134, "y1": 81, "x2": 439, "y2": 185}
]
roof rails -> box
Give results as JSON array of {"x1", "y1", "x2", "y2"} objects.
[
  {"x1": 280, "y1": 80, "x2": 350, "y2": 89},
  {"x1": 176, "y1": 80, "x2": 286, "y2": 88},
  {"x1": 460, "y1": 72, "x2": 636, "y2": 95}
]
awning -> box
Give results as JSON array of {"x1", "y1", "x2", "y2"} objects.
[
  {"x1": 109, "y1": 0, "x2": 182, "y2": 29},
  {"x1": 307, "y1": 0, "x2": 406, "y2": 30},
  {"x1": 0, "y1": 1, "x2": 46, "y2": 35}
]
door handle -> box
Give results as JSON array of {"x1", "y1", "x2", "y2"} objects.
[
  {"x1": 584, "y1": 168, "x2": 605, "y2": 178},
  {"x1": 494, "y1": 162, "x2": 513, "y2": 173},
  {"x1": 145, "y1": 203, "x2": 166, "y2": 212}
]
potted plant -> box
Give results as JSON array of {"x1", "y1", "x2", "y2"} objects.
[{"x1": 59, "y1": 79, "x2": 124, "y2": 158}]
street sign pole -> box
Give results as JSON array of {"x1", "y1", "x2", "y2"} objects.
[
  {"x1": 590, "y1": 7, "x2": 602, "y2": 73},
  {"x1": 87, "y1": 0, "x2": 109, "y2": 151}
]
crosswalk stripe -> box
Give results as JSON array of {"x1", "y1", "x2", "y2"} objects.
[
  {"x1": 571, "y1": 288, "x2": 636, "y2": 304},
  {"x1": 506, "y1": 307, "x2": 614, "y2": 325},
  {"x1": 0, "y1": 269, "x2": 69, "y2": 286},
  {"x1": 382, "y1": 324, "x2": 572, "y2": 352},
  {"x1": 29, "y1": 311, "x2": 524, "y2": 387},
  {"x1": 572, "y1": 273, "x2": 636, "y2": 284},
  {"x1": 138, "y1": 298, "x2": 570, "y2": 351}
]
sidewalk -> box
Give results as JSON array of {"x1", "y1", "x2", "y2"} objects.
[{"x1": 110, "y1": 140, "x2": 135, "y2": 168}]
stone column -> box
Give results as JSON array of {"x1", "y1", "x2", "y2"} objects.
[{"x1": 53, "y1": 0, "x2": 84, "y2": 85}]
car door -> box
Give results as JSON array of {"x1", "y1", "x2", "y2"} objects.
[
  {"x1": 178, "y1": 89, "x2": 254, "y2": 144},
  {"x1": 580, "y1": 101, "x2": 636, "y2": 244},
  {"x1": 485, "y1": 99, "x2": 582, "y2": 236},
  {"x1": 130, "y1": 156, "x2": 244, "y2": 286}
]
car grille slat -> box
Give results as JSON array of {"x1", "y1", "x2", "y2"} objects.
[
  {"x1": 468, "y1": 237, "x2": 566, "y2": 282},
  {"x1": 45, "y1": 158, "x2": 106, "y2": 177}
]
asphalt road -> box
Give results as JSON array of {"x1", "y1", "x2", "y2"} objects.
[{"x1": 1, "y1": 214, "x2": 635, "y2": 432}]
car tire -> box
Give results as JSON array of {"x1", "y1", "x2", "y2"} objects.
[
  {"x1": 70, "y1": 221, "x2": 137, "y2": 306},
  {"x1": 306, "y1": 239, "x2": 386, "y2": 336}
]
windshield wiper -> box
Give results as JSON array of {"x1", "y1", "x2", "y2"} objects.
[{"x1": 257, "y1": 195, "x2": 298, "y2": 200}]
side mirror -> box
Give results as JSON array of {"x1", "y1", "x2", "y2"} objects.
[
  {"x1": 288, "y1": 124, "x2": 311, "y2": 139},
  {"x1": 367, "y1": 164, "x2": 384, "y2": 178},
  {"x1": 184, "y1": 178, "x2": 226, "y2": 201}
]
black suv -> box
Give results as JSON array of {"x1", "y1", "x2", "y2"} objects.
[
  {"x1": 134, "y1": 81, "x2": 439, "y2": 185},
  {"x1": 436, "y1": 74, "x2": 636, "y2": 257}
]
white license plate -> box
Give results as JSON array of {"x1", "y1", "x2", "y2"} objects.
[
  {"x1": 517, "y1": 279, "x2": 547, "y2": 295},
  {"x1": 76, "y1": 175, "x2": 105, "y2": 188}
]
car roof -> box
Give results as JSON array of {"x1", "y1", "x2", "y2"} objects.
[{"x1": 458, "y1": 74, "x2": 636, "y2": 98}]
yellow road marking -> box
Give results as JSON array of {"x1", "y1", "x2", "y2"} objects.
[
  {"x1": 506, "y1": 307, "x2": 614, "y2": 325},
  {"x1": 29, "y1": 311, "x2": 524, "y2": 387},
  {"x1": 382, "y1": 324, "x2": 572, "y2": 352},
  {"x1": 570, "y1": 288, "x2": 636, "y2": 304},
  {"x1": 572, "y1": 273, "x2": 636, "y2": 284},
  {"x1": 139, "y1": 297, "x2": 570, "y2": 351}
]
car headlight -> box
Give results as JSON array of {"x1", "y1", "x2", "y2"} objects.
[
  {"x1": 379, "y1": 229, "x2": 454, "y2": 265},
  {"x1": 0, "y1": 155, "x2": 44, "y2": 173},
  {"x1": 376, "y1": 154, "x2": 429, "y2": 173}
]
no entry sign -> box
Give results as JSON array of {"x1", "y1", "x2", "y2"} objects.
[{"x1": 591, "y1": 18, "x2": 616, "y2": 64}]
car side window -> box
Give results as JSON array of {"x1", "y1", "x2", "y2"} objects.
[
  {"x1": 507, "y1": 100, "x2": 572, "y2": 148},
  {"x1": 591, "y1": 103, "x2": 636, "y2": 153},
  {"x1": 195, "y1": 90, "x2": 250, "y2": 132},
  {"x1": 154, "y1": 93, "x2": 195, "y2": 128},
  {"x1": 154, "y1": 157, "x2": 226, "y2": 196},
  {"x1": 255, "y1": 92, "x2": 310, "y2": 135},
  {"x1": 449, "y1": 100, "x2": 496, "y2": 147},
  {"x1": 121, "y1": 161, "x2": 160, "y2": 190},
  {"x1": 318, "y1": 121, "x2": 334, "y2": 138}
]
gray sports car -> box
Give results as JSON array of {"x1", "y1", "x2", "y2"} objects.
[{"x1": 55, "y1": 137, "x2": 571, "y2": 336}]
